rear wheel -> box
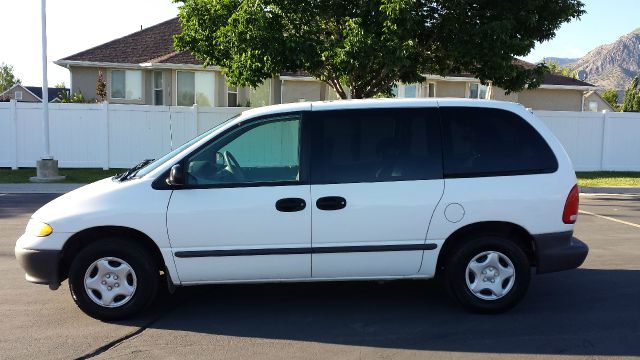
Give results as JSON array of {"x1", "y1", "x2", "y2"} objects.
[
  {"x1": 444, "y1": 235, "x2": 530, "y2": 313},
  {"x1": 68, "y1": 239, "x2": 159, "y2": 320}
]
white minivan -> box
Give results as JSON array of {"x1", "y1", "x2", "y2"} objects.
[{"x1": 16, "y1": 99, "x2": 587, "y2": 320}]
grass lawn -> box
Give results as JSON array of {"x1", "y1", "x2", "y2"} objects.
[
  {"x1": 576, "y1": 172, "x2": 640, "y2": 187},
  {"x1": 0, "y1": 168, "x2": 126, "y2": 184}
]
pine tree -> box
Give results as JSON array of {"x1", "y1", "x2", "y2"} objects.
[{"x1": 621, "y1": 77, "x2": 640, "y2": 112}]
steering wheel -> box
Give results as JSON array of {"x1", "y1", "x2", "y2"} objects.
[{"x1": 223, "y1": 151, "x2": 246, "y2": 182}]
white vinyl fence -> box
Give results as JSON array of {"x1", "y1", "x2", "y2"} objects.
[
  {"x1": 1, "y1": 101, "x2": 640, "y2": 171},
  {"x1": 534, "y1": 110, "x2": 640, "y2": 171},
  {"x1": 0, "y1": 101, "x2": 246, "y2": 169}
]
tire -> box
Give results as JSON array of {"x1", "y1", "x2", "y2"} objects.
[
  {"x1": 68, "y1": 238, "x2": 159, "y2": 320},
  {"x1": 444, "y1": 235, "x2": 530, "y2": 313}
]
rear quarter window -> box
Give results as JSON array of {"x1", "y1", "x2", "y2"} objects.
[{"x1": 441, "y1": 107, "x2": 558, "y2": 178}]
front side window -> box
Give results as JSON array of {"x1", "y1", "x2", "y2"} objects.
[
  {"x1": 310, "y1": 108, "x2": 442, "y2": 184},
  {"x1": 185, "y1": 116, "x2": 300, "y2": 185},
  {"x1": 441, "y1": 107, "x2": 558, "y2": 177},
  {"x1": 111, "y1": 70, "x2": 142, "y2": 100},
  {"x1": 177, "y1": 71, "x2": 215, "y2": 106}
]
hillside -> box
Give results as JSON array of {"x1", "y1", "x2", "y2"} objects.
[
  {"x1": 571, "y1": 29, "x2": 640, "y2": 89},
  {"x1": 542, "y1": 57, "x2": 578, "y2": 67}
]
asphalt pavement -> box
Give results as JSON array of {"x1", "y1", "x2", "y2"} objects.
[{"x1": 0, "y1": 193, "x2": 638, "y2": 359}]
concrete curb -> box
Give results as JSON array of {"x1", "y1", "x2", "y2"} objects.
[
  {"x1": 0, "y1": 183, "x2": 87, "y2": 194},
  {"x1": 580, "y1": 186, "x2": 640, "y2": 195}
]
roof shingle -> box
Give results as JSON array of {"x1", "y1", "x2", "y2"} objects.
[{"x1": 60, "y1": 18, "x2": 200, "y2": 65}]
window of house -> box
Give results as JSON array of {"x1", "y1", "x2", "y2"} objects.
[
  {"x1": 153, "y1": 71, "x2": 163, "y2": 105},
  {"x1": 15, "y1": 91, "x2": 22, "y2": 100},
  {"x1": 589, "y1": 101, "x2": 598, "y2": 112},
  {"x1": 227, "y1": 86, "x2": 238, "y2": 107},
  {"x1": 427, "y1": 82, "x2": 436, "y2": 98},
  {"x1": 309, "y1": 108, "x2": 442, "y2": 184},
  {"x1": 177, "y1": 71, "x2": 215, "y2": 106},
  {"x1": 111, "y1": 70, "x2": 142, "y2": 100},
  {"x1": 468, "y1": 83, "x2": 488, "y2": 99},
  {"x1": 249, "y1": 80, "x2": 271, "y2": 107},
  {"x1": 392, "y1": 83, "x2": 420, "y2": 98}
]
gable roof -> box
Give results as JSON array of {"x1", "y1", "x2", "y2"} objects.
[
  {"x1": 24, "y1": 86, "x2": 70, "y2": 102},
  {"x1": 0, "y1": 84, "x2": 70, "y2": 102},
  {"x1": 58, "y1": 18, "x2": 199, "y2": 65}
]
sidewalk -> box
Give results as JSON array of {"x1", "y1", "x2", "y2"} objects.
[
  {"x1": 0, "y1": 183, "x2": 86, "y2": 194},
  {"x1": 580, "y1": 186, "x2": 640, "y2": 195}
]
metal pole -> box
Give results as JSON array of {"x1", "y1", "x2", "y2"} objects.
[{"x1": 41, "y1": 0, "x2": 51, "y2": 159}]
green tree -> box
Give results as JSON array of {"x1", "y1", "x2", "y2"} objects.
[
  {"x1": 601, "y1": 89, "x2": 619, "y2": 110},
  {"x1": 621, "y1": 77, "x2": 640, "y2": 112},
  {"x1": 54, "y1": 82, "x2": 66, "y2": 88},
  {"x1": 544, "y1": 60, "x2": 577, "y2": 79},
  {"x1": 173, "y1": 0, "x2": 585, "y2": 99},
  {"x1": 57, "y1": 91, "x2": 86, "y2": 103},
  {"x1": 0, "y1": 62, "x2": 21, "y2": 92}
]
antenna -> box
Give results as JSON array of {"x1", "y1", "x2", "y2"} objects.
[{"x1": 577, "y1": 70, "x2": 588, "y2": 81}]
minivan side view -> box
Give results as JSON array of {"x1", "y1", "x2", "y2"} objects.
[{"x1": 15, "y1": 99, "x2": 588, "y2": 320}]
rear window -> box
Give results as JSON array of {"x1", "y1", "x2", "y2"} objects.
[
  {"x1": 309, "y1": 108, "x2": 442, "y2": 184},
  {"x1": 441, "y1": 107, "x2": 557, "y2": 178}
]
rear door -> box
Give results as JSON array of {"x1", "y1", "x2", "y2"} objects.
[{"x1": 308, "y1": 107, "x2": 444, "y2": 278}]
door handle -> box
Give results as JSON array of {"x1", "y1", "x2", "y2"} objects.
[
  {"x1": 275, "y1": 198, "x2": 307, "y2": 212},
  {"x1": 316, "y1": 196, "x2": 347, "y2": 211}
]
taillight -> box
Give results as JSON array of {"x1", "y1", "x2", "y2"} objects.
[{"x1": 562, "y1": 184, "x2": 579, "y2": 224}]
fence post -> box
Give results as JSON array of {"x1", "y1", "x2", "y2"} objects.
[
  {"x1": 102, "y1": 102, "x2": 110, "y2": 170},
  {"x1": 10, "y1": 100, "x2": 18, "y2": 169},
  {"x1": 599, "y1": 110, "x2": 609, "y2": 171},
  {"x1": 192, "y1": 104, "x2": 199, "y2": 137}
]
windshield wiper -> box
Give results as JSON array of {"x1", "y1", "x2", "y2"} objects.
[{"x1": 114, "y1": 159, "x2": 155, "y2": 181}]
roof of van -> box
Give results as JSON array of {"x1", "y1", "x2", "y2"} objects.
[{"x1": 240, "y1": 98, "x2": 525, "y2": 119}]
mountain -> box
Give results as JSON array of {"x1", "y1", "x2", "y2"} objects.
[
  {"x1": 570, "y1": 29, "x2": 640, "y2": 90},
  {"x1": 542, "y1": 57, "x2": 578, "y2": 67}
]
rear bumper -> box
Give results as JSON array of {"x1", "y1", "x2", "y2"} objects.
[
  {"x1": 534, "y1": 231, "x2": 588, "y2": 274},
  {"x1": 15, "y1": 247, "x2": 61, "y2": 289}
]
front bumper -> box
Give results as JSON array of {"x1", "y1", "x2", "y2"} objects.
[
  {"x1": 534, "y1": 231, "x2": 588, "y2": 274},
  {"x1": 15, "y1": 247, "x2": 61, "y2": 289}
]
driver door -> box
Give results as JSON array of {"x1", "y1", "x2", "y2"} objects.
[{"x1": 166, "y1": 113, "x2": 311, "y2": 283}]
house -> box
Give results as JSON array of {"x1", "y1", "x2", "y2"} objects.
[
  {"x1": 0, "y1": 84, "x2": 70, "y2": 103},
  {"x1": 55, "y1": 18, "x2": 252, "y2": 107},
  {"x1": 583, "y1": 91, "x2": 615, "y2": 112},
  {"x1": 56, "y1": 17, "x2": 598, "y2": 111}
]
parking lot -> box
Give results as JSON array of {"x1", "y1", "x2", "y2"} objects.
[{"x1": 0, "y1": 192, "x2": 638, "y2": 359}]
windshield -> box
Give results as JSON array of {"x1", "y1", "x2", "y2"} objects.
[{"x1": 132, "y1": 115, "x2": 240, "y2": 179}]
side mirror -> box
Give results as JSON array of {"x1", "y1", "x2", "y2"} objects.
[{"x1": 167, "y1": 164, "x2": 185, "y2": 186}]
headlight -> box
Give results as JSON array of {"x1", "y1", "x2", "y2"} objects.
[{"x1": 25, "y1": 219, "x2": 53, "y2": 237}]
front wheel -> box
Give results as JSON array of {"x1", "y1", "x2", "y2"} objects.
[
  {"x1": 68, "y1": 239, "x2": 159, "y2": 320},
  {"x1": 444, "y1": 235, "x2": 530, "y2": 313}
]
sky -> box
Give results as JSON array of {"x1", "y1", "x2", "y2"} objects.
[{"x1": 2, "y1": 0, "x2": 639, "y2": 88}]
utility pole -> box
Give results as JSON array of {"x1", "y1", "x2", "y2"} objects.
[{"x1": 31, "y1": 0, "x2": 65, "y2": 182}]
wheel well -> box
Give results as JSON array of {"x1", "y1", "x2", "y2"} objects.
[
  {"x1": 59, "y1": 226, "x2": 166, "y2": 281},
  {"x1": 435, "y1": 222, "x2": 536, "y2": 277}
]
